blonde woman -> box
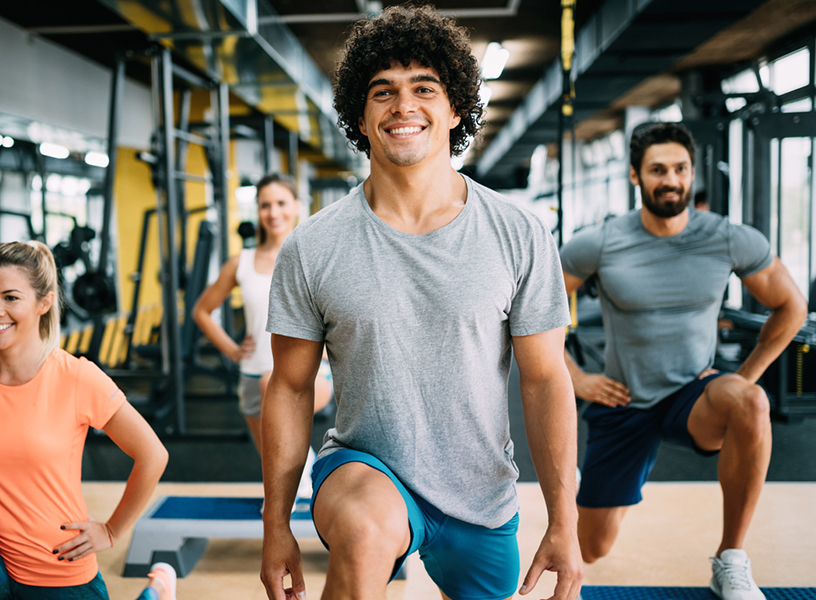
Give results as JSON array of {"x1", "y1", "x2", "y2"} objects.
[{"x1": 0, "y1": 241, "x2": 168, "y2": 600}]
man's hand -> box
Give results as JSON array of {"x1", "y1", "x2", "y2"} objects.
[
  {"x1": 574, "y1": 372, "x2": 630, "y2": 407},
  {"x1": 53, "y1": 518, "x2": 112, "y2": 562},
  {"x1": 697, "y1": 367, "x2": 719, "y2": 380},
  {"x1": 261, "y1": 526, "x2": 306, "y2": 600},
  {"x1": 519, "y1": 525, "x2": 584, "y2": 600}
]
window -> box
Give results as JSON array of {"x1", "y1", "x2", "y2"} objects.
[{"x1": 770, "y1": 48, "x2": 810, "y2": 96}]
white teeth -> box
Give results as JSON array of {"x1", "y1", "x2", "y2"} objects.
[
  {"x1": 0, "y1": 324, "x2": 12, "y2": 331},
  {"x1": 389, "y1": 126, "x2": 423, "y2": 135}
]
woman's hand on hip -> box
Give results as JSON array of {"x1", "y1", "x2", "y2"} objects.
[{"x1": 53, "y1": 518, "x2": 113, "y2": 562}]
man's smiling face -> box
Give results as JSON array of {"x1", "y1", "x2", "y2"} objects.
[
  {"x1": 358, "y1": 60, "x2": 461, "y2": 169},
  {"x1": 632, "y1": 142, "x2": 694, "y2": 219}
]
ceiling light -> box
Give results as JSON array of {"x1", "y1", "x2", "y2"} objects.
[
  {"x1": 85, "y1": 151, "x2": 110, "y2": 168},
  {"x1": 481, "y1": 42, "x2": 510, "y2": 80},
  {"x1": 1, "y1": 136, "x2": 13, "y2": 148},
  {"x1": 39, "y1": 142, "x2": 70, "y2": 159}
]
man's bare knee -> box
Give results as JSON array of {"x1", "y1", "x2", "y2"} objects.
[
  {"x1": 579, "y1": 533, "x2": 614, "y2": 564},
  {"x1": 730, "y1": 384, "x2": 771, "y2": 441},
  {"x1": 314, "y1": 466, "x2": 411, "y2": 564},
  {"x1": 577, "y1": 506, "x2": 626, "y2": 564},
  {"x1": 326, "y1": 502, "x2": 408, "y2": 556}
]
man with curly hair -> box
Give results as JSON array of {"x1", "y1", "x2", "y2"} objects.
[{"x1": 260, "y1": 6, "x2": 582, "y2": 600}]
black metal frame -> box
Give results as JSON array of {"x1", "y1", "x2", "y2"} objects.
[{"x1": 100, "y1": 47, "x2": 234, "y2": 437}]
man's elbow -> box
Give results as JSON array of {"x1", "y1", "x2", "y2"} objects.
[{"x1": 787, "y1": 291, "x2": 809, "y2": 330}]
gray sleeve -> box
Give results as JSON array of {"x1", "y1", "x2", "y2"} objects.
[
  {"x1": 266, "y1": 232, "x2": 325, "y2": 342},
  {"x1": 559, "y1": 225, "x2": 603, "y2": 280},
  {"x1": 729, "y1": 223, "x2": 773, "y2": 279},
  {"x1": 509, "y1": 217, "x2": 571, "y2": 337}
]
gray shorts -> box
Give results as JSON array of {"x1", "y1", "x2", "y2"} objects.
[{"x1": 238, "y1": 373, "x2": 264, "y2": 418}]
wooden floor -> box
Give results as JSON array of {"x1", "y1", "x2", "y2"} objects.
[{"x1": 85, "y1": 481, "x2": 816, "y2": 600}]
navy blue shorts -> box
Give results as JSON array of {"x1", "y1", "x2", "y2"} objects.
[
  {"x1": 577, "y1": 373, "x2": 723, "y2": 508},
  {"x1": 311, "y1": 449, "x2": 520, "y2": 600}
]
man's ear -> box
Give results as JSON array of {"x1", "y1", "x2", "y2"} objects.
[
  {"x1": 629, "y1": 165, "x2": 640, "y2": 187},
  {"x1": 358, "y1": 116, "x2": 368, "y2": 137},
  {"x1": 449, "y1": 106, "x2": 461, "y2": 130}
]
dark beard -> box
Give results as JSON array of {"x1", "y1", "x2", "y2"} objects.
[{"x1": 641, "y1": 185, "x2": 691, "y2": 218}]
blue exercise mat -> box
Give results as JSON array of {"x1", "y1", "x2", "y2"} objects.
[
  {"x1": 152, "y1": 496, "x2": 312, "y2": 521},
  {"x1": 581, "y1": 587, "x2": 816, "y2": 600}
]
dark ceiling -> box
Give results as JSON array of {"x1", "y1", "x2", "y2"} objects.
[{"x1": 0, "y1": 0, "x2": 606, "y2": 168}]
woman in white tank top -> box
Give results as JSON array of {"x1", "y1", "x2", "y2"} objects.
[{"x1": 192, "y1": 174, "x2": 331, "y2": 453}]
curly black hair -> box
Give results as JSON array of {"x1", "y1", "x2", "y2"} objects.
[{"x1": 334, "y1": 4, "x2": 484, "y2": 158}]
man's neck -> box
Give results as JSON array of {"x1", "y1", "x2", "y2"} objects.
[
  {"x1": 640, "y1": 206, "x2": 690, "y2": 237},
  {"x1": 363, "y1": 161, "x2": 467, "y2": 235}
]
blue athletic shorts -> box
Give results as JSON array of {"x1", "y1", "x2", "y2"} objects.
[
  {"x1": 0, "y1": 555, "x2": 109, "y2": 600},
  {"x1": 311, "y1": 449, "x2": 520, "y2": 600},
  {"x1": 577, "y1": 373, "x2": 723, "y2": 508}
]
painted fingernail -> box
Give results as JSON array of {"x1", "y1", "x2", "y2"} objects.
[
  {"x1": 58, "y1": 557, "x2": 64, "y2": 561},
  {"x1": 60, "y1": 525, "x2": 65, "y2": 530},
  {"x1": 520, "y1": 584, "x2": 528, "y2": 593},
  {"x1": 68, "y1": 558, "x2": 73, "y2": 562},
  {"x1": 53, "y1": 549, "x2": 58, "y2": 554},
  {"x1": 297, "y1": 592, "x2": 306, "y2": 600}
]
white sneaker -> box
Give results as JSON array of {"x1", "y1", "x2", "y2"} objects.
[
  {"x1": 296, "y1": 446, "x2": 316, "y2": 500},
  {"x1": 710, "y1": 549, "x2": 765, "y2": 600},
  {"x1": 148, "y1": 562, "x2": 177, "y2": 600}
]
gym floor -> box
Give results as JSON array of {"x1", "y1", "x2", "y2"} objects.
[
  {"x1": 81, "y1": 297, "x2": 816, "y2": 597},
  {"x1": 88, "y1": 481, "x2": 816, "y2": 599}
]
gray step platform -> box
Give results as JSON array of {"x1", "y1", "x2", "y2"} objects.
[{"x1": 123, "y1": 495, "x2": 316, "y2": 578}]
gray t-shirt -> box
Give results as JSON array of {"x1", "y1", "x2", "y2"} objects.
[
  {"x1": 267, "y1": 175, "x2": 570, "y2": 528},
  {"x1": 560, "y1": 209, "x2": 772, "y2": 409}
]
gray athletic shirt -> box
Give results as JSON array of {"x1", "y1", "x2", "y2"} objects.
[
  {"x1": 560, "y1": 209, "x2": 773, "y2": 409},
  {"x1": 267, "y1": 175, "x2": 570, "y2": 528}
]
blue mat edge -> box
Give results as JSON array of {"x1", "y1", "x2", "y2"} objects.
[
  {"x1": 151, "y1": 496, "x2": 310, "y2": 521},
  {"x1": 581, "y1": 586, "x2": 816, "y2": 599}
]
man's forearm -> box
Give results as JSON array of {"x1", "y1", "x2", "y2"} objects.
[
  {"x1": 261, "y1": 380, "x2": 315, "y2": 528},
  {"x1": 520, "y1": 369, "x2": 579, "y2": 527},
  {"x1": 737, "y1": 301, "x2": 808, "y2": 383}
]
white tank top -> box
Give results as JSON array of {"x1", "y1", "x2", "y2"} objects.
[{"x1": 235, "y1": 248, "x2": 274, "y2": 375}]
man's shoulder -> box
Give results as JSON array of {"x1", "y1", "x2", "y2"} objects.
[
  {"x1": 687, "y1": 209, "x2": 760, "y2": 243},
  {"x1": 690, "y1": 208, "x2": 729, "y2": 229},
  {"x1": 563, "y1": 211, "x2": 633, "y2": 249},
  {"x1": 466, "y1": 177, "x2": 545, "y2": 231},
  {"x1": 292, "y1": 187, "x2": 363, "y2": 241}
]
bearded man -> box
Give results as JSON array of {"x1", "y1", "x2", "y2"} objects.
[{"x1": 560, "y1": 122, "x2": 806, "y2": 600}]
